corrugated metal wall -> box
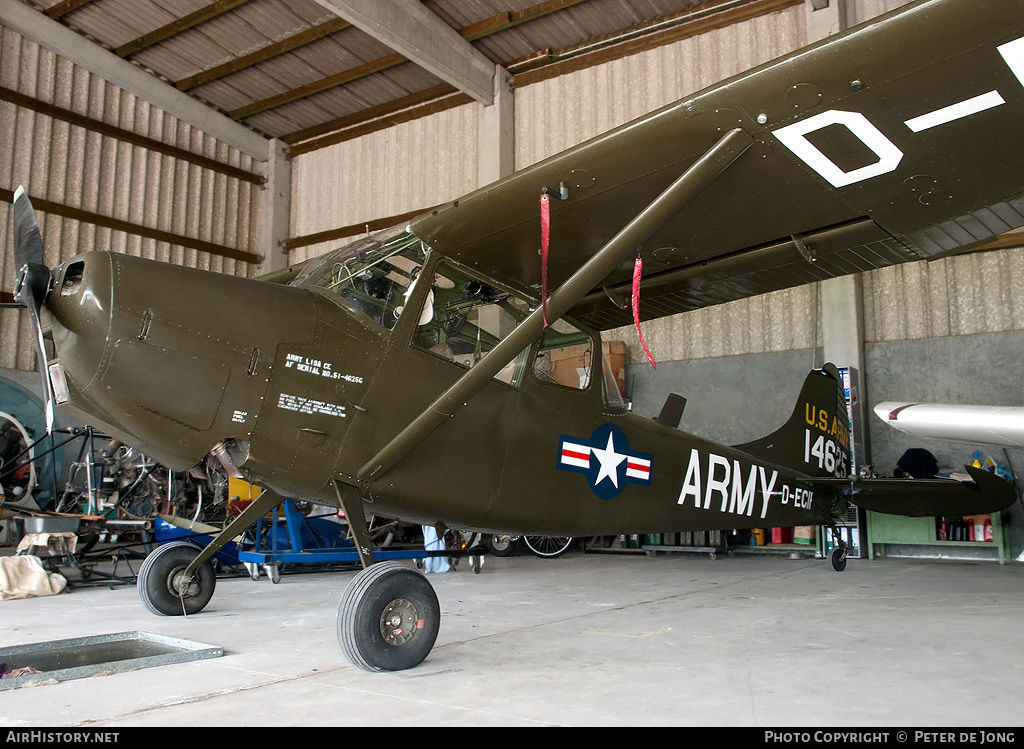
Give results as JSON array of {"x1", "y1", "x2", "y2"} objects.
[
  {"x1": 0, "y1": 26, "x2": 263, "y2": 372},
  {"x1": 514, "y1": 5, "x2": 805, "y2": 169},
  {"x1": 863, "y1": 247, "x2": 1024, "y2": 343},
  {"x1": 289, "y1": 105, "x2": 480, "y2": 263}
]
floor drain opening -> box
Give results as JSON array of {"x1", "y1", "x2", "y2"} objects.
[{"x1": 0, "y1": 631, "x2": 223, "y2": 689}]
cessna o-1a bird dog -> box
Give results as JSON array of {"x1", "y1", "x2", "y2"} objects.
[{"x1": 8, "y1": 0, "x2": 1023, "y2": 671}]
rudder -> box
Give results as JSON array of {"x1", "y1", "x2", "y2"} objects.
[{"x1": 733, "y1": 363, "x2": 851, "y2": 479}]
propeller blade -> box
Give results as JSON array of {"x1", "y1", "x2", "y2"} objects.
[
  {"x1": 10, "y1": 186, "x2": 54, "y2": 435},
  {"x1": 24, "y1": 294, "x2": 55, "y2": 435},
  {"x1": 12, "y1": 186, "x2": 44, "y2": 273}
]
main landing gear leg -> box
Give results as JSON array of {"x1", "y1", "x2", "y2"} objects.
[{"x1": 334, "y1": 482, "x2": 440, "y2": 672}]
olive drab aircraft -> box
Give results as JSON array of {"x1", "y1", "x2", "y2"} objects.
[{"x1": 7, "y1": 0, "x2": 1024, "y2": 672}]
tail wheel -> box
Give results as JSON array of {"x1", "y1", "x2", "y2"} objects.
[
  {"x1": 485, "y1": 534, "x2": 517, "y2": 557},
  {"x1": 829, "y1": 545, "x2": 848, "y2": 573},
  {"x1": 523, "y1": 536, "x2": 574, "y2": 559},
  {"x1": 338, "y1": 562, "x2": 440, "y2": 672},
  {"x1": 137, "y1": 541, "x2": 216, "y2": 616}
]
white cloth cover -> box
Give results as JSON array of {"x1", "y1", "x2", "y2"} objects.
[{"x1": 0, "y1": 555, "x2": 67, "y2": 600}]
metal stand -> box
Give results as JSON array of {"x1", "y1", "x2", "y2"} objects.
[{"x1": 236, "y1": 498, "x2": 427, "y2": 581}]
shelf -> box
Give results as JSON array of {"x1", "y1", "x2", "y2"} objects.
[
  {"x1": 866, "y1": 511, "x2": 1010, "y2": 564},
  {"x1": 731, "y1": 543, "x2": 817, "y2": 556}
]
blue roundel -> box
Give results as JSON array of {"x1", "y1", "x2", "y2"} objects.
[{"x1": 556, "y1": 423, "x2": 653, "y2": 500}]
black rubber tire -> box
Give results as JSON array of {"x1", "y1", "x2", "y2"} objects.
[
  {"x1": 485, "y1": 534, "x2": 517, "y2": 557},
  {"x1": 337, "y1": 562, "x2": 440, "y2": 672},
  {"x1": 137, "y1": 541, "x2": 216, "y2": 616},
  {"x1": 830, "y1": 546, "x2": 848, "y2": 573},
  {"x1": 523, "y1": 536, "x2": 574, "y2": 558}
]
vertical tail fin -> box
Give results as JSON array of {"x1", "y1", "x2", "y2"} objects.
[{"x1": 734, "y1": 363, "x2": 851, "y2": 478}]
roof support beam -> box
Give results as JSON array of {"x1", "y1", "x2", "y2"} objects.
[
  {"x1": 311, "y1": 0, "x2": 495, "y2": 105},
  {"x1": 175, "y1": 17, "x2": 350, "y2": 91},
  {"x1": 44, "y1": 0, "x2": 97, "y2": 19},
  {"x1": 256, "y1": 139, "x2": 292, "y2": 274},
  {"x1": 243, "y1": 0, "x2": 589, "y2": 128},
  {"x1": 114, "y1": 0, "x2": 254, "y2": 58},
  {"x1": 478, "y1": 66, "x2": 515, "y2": 187},
  {"x1": 0, "y1": 0, "x2": 269, "y2": 161}
]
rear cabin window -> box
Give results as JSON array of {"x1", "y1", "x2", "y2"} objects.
[{"x1": 534, "y1": 320, "x2": 593, "y2": 391}]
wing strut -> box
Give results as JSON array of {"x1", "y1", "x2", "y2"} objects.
[{"x1": 358, "y1": 128, "x2": 753, "y2": 483}]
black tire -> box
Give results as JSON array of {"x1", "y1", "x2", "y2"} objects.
[
  {"x1": 829, "y1": 546, "x2": 848, "y2": 573},
  {"x1": 137, "y1": 541, "x2": 216, "y2": 616},
  {"x1": 524, "y1": 536, "x2": 573, "y2": 558},
  {"x1": 337, "y1": 562, "x2": 440, "y2": 672},
  {"x1": 485, "y1": 534, "x2": 517, "y2": 557}
]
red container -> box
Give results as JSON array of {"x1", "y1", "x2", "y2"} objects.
[{"x1": 771, "y1": 527, "x2": 792, "y2": 544}]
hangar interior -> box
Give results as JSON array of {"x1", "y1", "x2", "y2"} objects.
[{"x1": 1, "y1": 0, "x2": 1024, "y2": 725}]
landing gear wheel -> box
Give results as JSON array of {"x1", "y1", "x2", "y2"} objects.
[
  {"x1": 524, "y1": 536, "x2": 573, "y2": 558},
  {"x1": 829, "y1": 546, "x2": 848, "y2": 573},
  {"x1": 485, "y1": 534, "x2": 517, "y2": 557},
  {"x1": 137, "y1": 541, "x2": 216, "y2": 616},
  {"x1": 338, "y1": 561, "x2": 440, "y2": 672}
]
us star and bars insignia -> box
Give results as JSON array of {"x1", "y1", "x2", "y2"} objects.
[{"x1": 557, "y1": 423, "x2": 653, "y2": 500}]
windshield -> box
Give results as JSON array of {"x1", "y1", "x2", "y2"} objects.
[{"x1": 291, "y1": 227, "x2": 428, "y2": 330}]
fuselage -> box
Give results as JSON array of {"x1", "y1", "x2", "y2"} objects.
[{"x1": 44, "y1": 242, "x2": 844, "y2": 537}]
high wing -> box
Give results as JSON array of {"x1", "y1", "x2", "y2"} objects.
[{"x1": 408, "y1": 0, "x2": 1024, "y2": 331}]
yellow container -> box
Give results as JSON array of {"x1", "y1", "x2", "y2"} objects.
[
  {"x1": 227, "y1": 477, "x2": 263, "y2": 516},
  {"x1": 750, "y1": 529, "x2": 765, "y2": 546}
]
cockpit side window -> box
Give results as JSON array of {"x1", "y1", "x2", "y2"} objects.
[{"x1": 411, "y1": 261, "x2": 532, "y2": 386}]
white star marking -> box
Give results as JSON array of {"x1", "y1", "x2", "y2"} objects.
[{"x1": 590, "y1": 432, "x2": 626, "y2": 488}]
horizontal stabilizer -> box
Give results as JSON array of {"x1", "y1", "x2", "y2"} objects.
[{"x1": 810, "y1": 465, "x2": 1018, "y2": 518}]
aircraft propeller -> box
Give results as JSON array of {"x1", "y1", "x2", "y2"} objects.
[{"x1": 10, "y1": 186, "x2": 55, "y2": 434}]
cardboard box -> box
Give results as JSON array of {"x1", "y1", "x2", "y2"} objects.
[
  {"x1": 602, "y1": 341, "x2": 627, "y2": 396},
  {"x1": 794, "y1": 526, "x2": 816, "y2": 544},
  {"x1": 549, "y1": 343, "x2": 592, "y2": 389},
  {"x1": 548, "y1": 341, "x2": 627, "y2": 394}
]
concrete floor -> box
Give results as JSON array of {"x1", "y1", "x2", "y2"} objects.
[{"x1": 1, "y1": 547, "x2": 1023, "y2": 727}]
